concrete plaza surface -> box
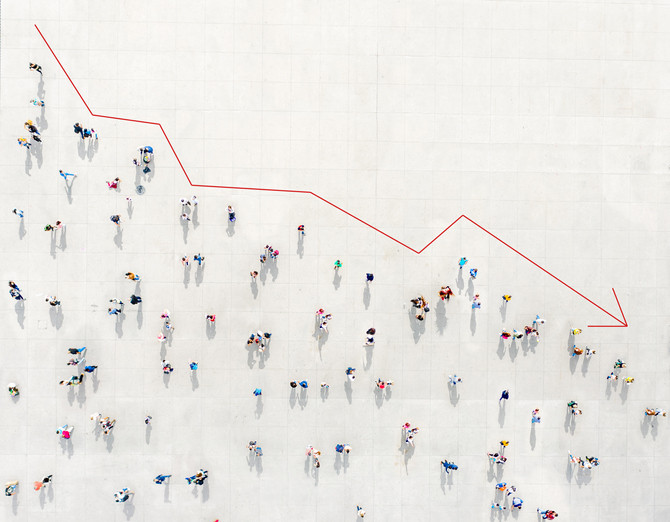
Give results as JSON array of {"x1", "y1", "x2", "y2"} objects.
[{"x1": 1, "y1": 1, "x2": 669, "y2": 520}]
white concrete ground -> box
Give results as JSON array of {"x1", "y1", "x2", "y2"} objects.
[{"x1": 0, "y1": 1, "x2": 669, "y2": 520}]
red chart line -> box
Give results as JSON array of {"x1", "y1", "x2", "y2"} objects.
[{"x1": 34, "y1": 24, "x2": 627, "y2": 327}]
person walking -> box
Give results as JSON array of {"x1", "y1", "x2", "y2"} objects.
[
  {"x1": 114, "y1": 488, "x2": 133, "y2": 502},
  {"x1": 9, "y1": 281, "x2": 25, "y2": 301},
  {"x1": 185, "y1": 469, "x2": 208, "y2": 485},
  {"x1": 458, "y1": 257, "x2": 468, "y2": 269},
  {"x1": 29, "y1": 62, "x2": 42, "y2": 74},
  {"x1": 153, "y1": 474, "x2": 171, "y2": 484},
  {"x1": 441, "y1": 460, "x2": 458, "y2": 474},
  {"x1": 439, "y1": 285, "x2": 454, "y2": 300},
  {"x1": 59, "y1": 170, "x2": 76, "y2": 181},
  {"x1": 56, "y1": 424, "x2": 74, "y2": 438},
  {"x1": 531, "y1": 409, "x2": 541, "y2": 423},
  {"x1": 499, "y1": 389, "x2": 509, "y2": 401},
  {"x1": 45, "y1": 296, "x2": 61, "y2": 306},
  {"x1": 33, "y1": 475, "x2": 52, "y2": 491},
  {"x1": 4, "y1": 481, "x2": 19, "y2": 496}
]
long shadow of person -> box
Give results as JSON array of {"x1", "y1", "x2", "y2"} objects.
[
  {"x1": 408, "y1": 308, "x2": 425, "y2": 343},
  {"x1": 296, "y1": 234, "x2": 304, "y2": 257},
  {"x1": 59, "y1": 225, "x2": 67, "y2": 251},
  {"x1": 18, "y1": 219, "x2": 26, "y2": 240},
  {"x1": 49, "y1": 305, "x2": 64, "y2": 329},
  {"x1": 344, "y1": 379, "x2": 353, "y2": 404},
  {"x1": 37, "y1": 76, "x2": 45, "y2": 99},
  {"x1": 435, "y1": 299, "x2": 447, "y2": 334},
  {"x1": 33, "y1": 141, "x2": 44, "y2": 168},
  {"x1": 15, "y1": 300, "x2": 25, "y2": 329},
  {"x1": 114, "y1": 227, "x2": 123, "y2": 250}
]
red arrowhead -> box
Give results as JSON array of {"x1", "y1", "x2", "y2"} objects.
[{"x1": 587, "y1": 289, "x2": 628, "y2": 328}]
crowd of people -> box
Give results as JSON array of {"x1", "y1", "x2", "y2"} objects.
[{"x1": 6, "y1": 59, "x2": 662, "y2": 520}]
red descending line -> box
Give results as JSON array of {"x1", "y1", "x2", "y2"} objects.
[{"x1": 34, "y1": 24, "x2": 627, "y2": 328}]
